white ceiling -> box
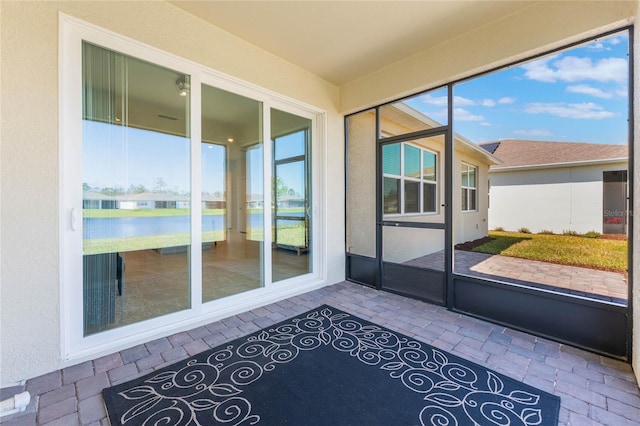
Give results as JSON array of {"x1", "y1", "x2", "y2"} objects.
[{"x1": 170, "y1": 0, "x2": 537, "y2": 85}]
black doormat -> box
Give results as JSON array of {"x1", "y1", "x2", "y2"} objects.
[{"x1": 103, "y1": 305, "x2": 560, "y2": 425}]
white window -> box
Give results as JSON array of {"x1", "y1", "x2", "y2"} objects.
[
  {"x1": 461, "y1": 163, "x2": 477, "y2": 212},
  {"x1": 383, "y1": 142, "x2": 438, "y2": 215},
  {"x1": 60, "y1": 15, "x2": 325, "y2": 357}
]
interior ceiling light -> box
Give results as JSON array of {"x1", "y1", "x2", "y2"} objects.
[
  {"x1": 227, "y1": 138, "x2": 234, "y2": 143},
  {"x1": 176, "y1": 77, "x2": 190, "y2": 97}
]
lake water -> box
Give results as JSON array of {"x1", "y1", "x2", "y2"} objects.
[{"x1": 84, "y1": 213, "x2": 304, "y2": 239}]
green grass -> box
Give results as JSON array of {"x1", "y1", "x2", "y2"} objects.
[{"x1": 471, "y1": 231, "x2": 628, "y2": 273}]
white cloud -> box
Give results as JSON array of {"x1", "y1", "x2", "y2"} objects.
[
  {"x1": 419, "y1": 94, "x2": 448, "y2": 106},
  {"x1": 481, "y1": 99, "x2": 496, "y2": 107},
  {"x1": 522, "y1": 55, "x2": 627, "y2": 83},
  {"x1": 498, "y1": 97, "x2": 516, "y2": 104},
  {"x1": 586, "y1": 42, "x2": 608, "y2": 51},
  {"x1": 480, "y1": 122, "x2": 492, "y2": 127},
  {"x1": 524, "y1": 102, "x2": 615, "y2": 119},
  {"x1": 419, "y1": 94, "x2": 477, "y2": 107},
  {"x1": 454, "y1": 96, "x2": 476, "y2": 107},
  {"x1": 513, "y1": 129, "x2": 552, "y2": 137},
  {"x1": 608, "y1": 37, "x2": 622, "y2": 45},
  {"x1": 615, "y1": 88, "x2": 629, "y2": 97},
  {"x1": 566, "y1": 84, "x2": 613, "y2": 99},
  {"x1": 520, "y1": 56, "x2": 558, "y2": 82},
  {"x1": 454, "y1": 108, "x2": 484, "y2": 122}
]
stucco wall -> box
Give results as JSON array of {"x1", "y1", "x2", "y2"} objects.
[
  {"x1": 0, "y1": 1, "x2": 343, "y2": 384},
  {"x1": 489, "y1": 162, "x2": 629, "y2": 234}
]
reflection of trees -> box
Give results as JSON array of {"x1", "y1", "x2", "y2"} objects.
[
  {"x1": 83, "y1": 181, "x2": 192, "y2": 197},
  {"x1": 154, "y1": 177, "x2": 167, "y2": 192},
  {"x1": 128, "y1": 184, "x2": 147, "y2": 194},
  {"x1": 274, "y1": 176, "x2": 300, "y2": 197}
]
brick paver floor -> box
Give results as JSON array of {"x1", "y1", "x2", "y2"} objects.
[{"x1": 1, "y1": 281, "x2": 638, "y2": 425}]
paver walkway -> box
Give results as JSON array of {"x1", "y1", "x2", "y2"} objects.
[
  {"x1": 410, "y1": 250, "x2": 628, "y2": 303},
  {"x1": 1, "y1": 281, "x2": 638, "y2": 425}
]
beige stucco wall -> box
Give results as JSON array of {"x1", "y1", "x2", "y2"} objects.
[{"x1": 0, "y1": 1, "x2": 343, "y2": 384}]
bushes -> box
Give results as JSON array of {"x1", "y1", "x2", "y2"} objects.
[
  {"x1": 497, "y1": 227, "x2": 602, "y2": 239},
  {"x1": 583, "y1": 231, "x2": 601, "y2": 238}
]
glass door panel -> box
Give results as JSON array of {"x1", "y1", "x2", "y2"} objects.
[
  {"x1": 380, "y1": 133, "x2": 447, "y2": 304},
  {"x1": 82, "y1": 42, "x2": 191, "y2": 335},
  {"x1": 271, "y1": 109, "x2": 312, "y2": 282},
  {"x1": 201, "y1": 84, "x2": 263, "y2": 302}
]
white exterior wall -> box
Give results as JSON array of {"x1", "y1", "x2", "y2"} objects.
[{"x1": 488, "y1": 162, "x2": 628, "y2": 234}]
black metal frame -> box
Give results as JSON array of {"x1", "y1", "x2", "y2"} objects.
[{"x1": 344, "y1": 26, "x2": 634, "y2": 362}]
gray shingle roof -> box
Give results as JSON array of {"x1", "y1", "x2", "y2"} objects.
[{"x1": 480, "y1": 139, "x2": 628, "y2": 169}]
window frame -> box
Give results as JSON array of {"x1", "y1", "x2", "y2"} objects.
[
  {"x1": 60, "y1": 13, "x2": 327, "y2": 360},
  {"x1": 461, "y1": 162, "x2": 478, "y2": 212},
  {"x1": 382, "y1": 141, "x2": 438, "y2": 217}
]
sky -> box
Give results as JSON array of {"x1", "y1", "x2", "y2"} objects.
[
  {"x1": 84, "y1": 121, "x2": 307, "y2": 196},
  {"x1": 405, "y1": 30, "x2": 629, "y2": 145}
]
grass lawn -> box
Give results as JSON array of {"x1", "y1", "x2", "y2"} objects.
[{"x1": 468, "y1": 231, "x2": 628, "y2": 273}]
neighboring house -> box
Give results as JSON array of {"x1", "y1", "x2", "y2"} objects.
[
  {"x1": 82, "y1": 191, "x2": 117, "y2": 209},
  {"x1": 116, "y1": 192, "x2": 190, "y2": 210},
  {"x1": 202, "y1": 194, "x2": 225, "y2": 210},
  {"x1": 276, "y1": 194, "x2": 305, "y2": 208},
  {"x1": 482, "y1": 139, "x2": 628, "y2": 235}
]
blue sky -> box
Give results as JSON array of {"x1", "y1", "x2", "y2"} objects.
[
  {"x1": 405, "y1": 30, "x2": 629, "y2": 145},
  {"x1": 84, "y1": 122, "x2": 306, "y2": 196}
]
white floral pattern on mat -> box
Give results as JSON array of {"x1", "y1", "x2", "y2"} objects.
[{"x1": 114, "y1": 306, "x2": 554, "y2": 425}]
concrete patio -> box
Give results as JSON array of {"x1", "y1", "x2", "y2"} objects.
[{"x1": 1, "y1": 281, "x2": 638, "y2": 425}]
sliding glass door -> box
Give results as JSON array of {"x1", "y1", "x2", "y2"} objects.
[
  {"x1": 271, "y1": 109, "x2": 312, "y2": 282},
  {"x1": 64, "y1": 25, "x2": 322, "y2": 351},
  {"x1": 201, "y1": 85, "x2": 263, "y2": 302},
  {"x1": 82, "y1": 42, "x2": 191, "y2": 335}
]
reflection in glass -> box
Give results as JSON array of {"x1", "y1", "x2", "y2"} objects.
[
  {"x1": 201, "y1": 84, "x2": 263, "y2": 303},
  {"x1": 404, "y1": 181, "x2": 419, "y2": 213},
  {"x1": 382, "y1": 136, "x2": 442, "y2": 217},
  {"x1": 383, "y1": 144, "x2": 400, "y2": 175},
  {"x1": 271, "y1": 109, "x2": 312, "y2": 282},
  {"x1": 404, "y1": 145, "x2": 420, "y2": 178},
  {"x1": 384, "y1": 178, "x2": 400, "y2": 214},
  {"x1": 82, "y1": 42, "x2": 190, "y2": 335}
]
